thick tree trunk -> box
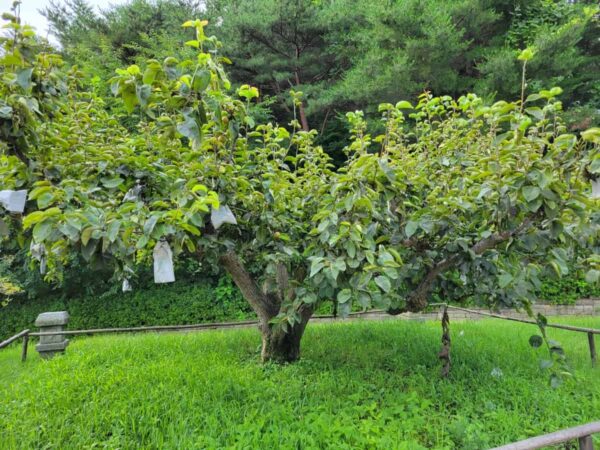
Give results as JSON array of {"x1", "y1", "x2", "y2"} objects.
[
  {"x1": 219, "y1": 251, "x2": 312, "y2": 363},
  {"x1": 261, "y1": 320, "x2": 307, "y2": 363}
]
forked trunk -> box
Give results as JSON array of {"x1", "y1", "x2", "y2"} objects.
[{"x1": 219, "y1": 252, "x2": 312, "y2": 364}]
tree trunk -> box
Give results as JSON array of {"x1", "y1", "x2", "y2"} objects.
[
  {"x1": 219, "y1": 251, "x2": 313, "y2": 363},
  {"x1": 294, "y1": 68, "x2": 309, "y2": 131},
  {"x1": 298, "y1": 101, "x2": 309, "y2": 132},
  {"x1": 261, "y1": 321, "x2": 306, "y2": 363}
]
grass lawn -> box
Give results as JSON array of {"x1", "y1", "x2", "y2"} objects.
[{"x1": 1, "y1": 317, "x2": 599, "y2": 449}]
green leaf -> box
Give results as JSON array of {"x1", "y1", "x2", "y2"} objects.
[
  {"x1": 37, "y1": 192, "x2": 54, "y2": 209},
  {"x1": 107, "y1": 220, "x2": 121, "y2": 242},
  {"x1": 0, "y1": 105, "x2": 12, "y2": 118},
  {"x1": 33, "y1": 221, "x2": 52, "y2": 242},
  {"x1": 192, "y1": 184, "x2": 208, "y2": 193},
  {"x1": 22, "y1": 211, "x2": 45, "y2": 230},
  {"x1": 142, "y1": 65, "x2": 160, "y2": 85},
  {"x1": 101, "y1": 177, "x2": 123, "y2": 188},
  {"x1": 16, "y1": 68, "x2": 33, "y2": 90},
  {"x1": 309, "y1": 259, "x2": 324, "y2": 278},
  {"x1": 539, "y1": 359, "x2": 553, "y2": 370},
  {"x1": 585, "y1": 270, "x2": 599, "y2": 284},
  {"x1": 581, "y1": 128, "x2": 600, "y2": 144},
  {"x1": 136, "y1": 84, "x2": 151, "y2": 107},
  {"x1": 375, "y1": 275, "x2": 391, "y2": 293},
  {"x1": 529, "y1": 335, "x2": 543, "y2": 348},
  {"x1": 237, "y1": 84, "x2": 259, "y2": 100},
  {"x1": 517, "y1": 47, "x2": 535, "y2": 62},
  {"x1": 81, "y1": 227, "x2": 94, "y2": 246},
  {"x1": 405, "y1": 221, "x2": 418, "y2": 238},
  {"x1": 185, "y1": 40, "x2": 200, "y2": 48},
  {"x1": 395, "y1": 101, "x2": 413, "y2": 109},
  {"x1": 337, "y1": 289, "x2": 352, "y2": 304},
  {"x1": 81, "y1": 240, "x2": 97, "y2": 261},
  {"x1": 498, "y1": 273, "x2": 513, "y2": 289},
  {"x1": 193, "y1": 70, "x2": 211, "y2": 92},
  {"x1": 136, "y1": 235, "x2": 149, "y2": 249},
  {"x1": 177, "y1": 112, "x2": 201, "y2": 149},
  {"x1": 143, "y1": 216, "x2": 159, "y2": 235},
  {"x1": 522, "y1": 186, "x2": 540, "y2": 202}
]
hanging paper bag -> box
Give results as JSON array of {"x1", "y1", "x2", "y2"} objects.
[
  {"x1": 592, "y1": 178, "x2": 600, "y2": 199},
  {"x1": 0, "y1": 190, "x2": 27, "y2": 213},
  {"x1": 210, "y1": 204, "x2": 237, "y2": 230},
  {"x1": 153, "y1": 240, "x2": 175, "y2": 283},
  {"x1": 122, "y1": 279, "x2": 132, "y2": 292}
]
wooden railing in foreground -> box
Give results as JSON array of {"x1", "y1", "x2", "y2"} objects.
[{"x1": 491, "y1": 421, "x2": 600, "y2": 450}]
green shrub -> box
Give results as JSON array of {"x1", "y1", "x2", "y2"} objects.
[
  {"x1": 0, "y1": 276, "x2": 254, "y2": 338},
  {"x1": 537, "y1": 274, "x2": 600, "y2": 305}
]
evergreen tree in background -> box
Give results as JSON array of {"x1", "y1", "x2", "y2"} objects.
[{"x1": 42, "y1": 0, "x2": 600, "y2": 149}]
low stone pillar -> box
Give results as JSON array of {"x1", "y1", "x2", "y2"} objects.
[{"x1": 35, "y1": 311, "x2": 69, "y2": 359}]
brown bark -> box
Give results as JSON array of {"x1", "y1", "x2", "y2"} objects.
[
  {"x1": 261, "y1": 305, "x2": 313, "y2": 363},
  {"x1": 219, "y1": 251, "x2": 311, "y2": 363},
  {"x1": 293, "y1": 71, "x2": 309, "y2": 132}
]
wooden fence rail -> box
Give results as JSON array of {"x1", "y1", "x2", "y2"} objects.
[
  {"x1": 0, "y1": 329, "x2": 30, "y2": 362},
  {"x1": 0, "y1": 329, "x2": 29, "y2": 349},
  {"x1": 491, "y1": 420, "x2": 600, "y2": 450}
]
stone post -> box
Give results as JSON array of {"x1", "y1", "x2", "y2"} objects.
[{"x1": 35, "y1": 311, "x2": 69, "y2": 359}]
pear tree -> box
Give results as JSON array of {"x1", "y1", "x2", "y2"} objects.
[{"x1": 1, "y1": 14, "x2": 598, "y2": 363}]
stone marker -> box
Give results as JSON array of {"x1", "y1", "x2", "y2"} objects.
[{"x1": 35, "y1": 311, "x2": 69, "y2": 359}]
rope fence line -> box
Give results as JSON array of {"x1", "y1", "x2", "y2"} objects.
[
  {"x1": 0, "y1": 329, "x2": 30, "y2": 363},
  {"x1": 428, "y1": 303, "x2": 600, "y2": 334}
]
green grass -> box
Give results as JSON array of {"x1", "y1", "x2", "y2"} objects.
[{"x1": 1, "y1": 318, "x2": 599, "y2": 449}]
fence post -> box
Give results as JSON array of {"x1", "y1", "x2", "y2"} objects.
[
  {"x1": 21, "y1": 332, "x2": 29, "y2": 362},
  {"x1": 578, "y1": 435, "x2": 594, "y2": 450},
  {"x1": 588, "y1": 332, "x2": 596, "y2": 368}
]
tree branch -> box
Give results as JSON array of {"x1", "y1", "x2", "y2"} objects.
[
  {"x1": 390, "y1": 220, "x2": 532, "y2": 314},
  {"x1": 219, "y1": 251, "x2": 279, "y2": 321}
]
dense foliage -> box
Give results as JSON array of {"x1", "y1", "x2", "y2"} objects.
[
  {"x1": 2, "y1": 318, "x2": 600, "y2": 448},
  {"x1": 1, "y1": 6, "x2": 598, "y2": 363}
]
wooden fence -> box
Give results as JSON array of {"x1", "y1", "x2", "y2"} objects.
[{"x1": 1, "y1": 304, "x2": 598, "y2": 366}]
